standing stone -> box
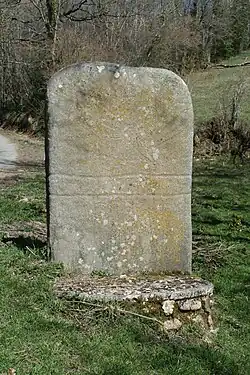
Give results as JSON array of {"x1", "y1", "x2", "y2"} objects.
[{"x1": 46, "y1": 63, "x2": 193, "y2": 275}]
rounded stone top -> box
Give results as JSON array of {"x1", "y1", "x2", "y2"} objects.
[{"x1": 48, "y1": 62, "x2": 192, "y2": 100}]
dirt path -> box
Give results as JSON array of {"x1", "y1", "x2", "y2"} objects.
[
  {"x1": 0, "y1": 129, "x2": 46, "y2": 243},
  {"x1": 0, "y1": 129, "x2": 44, "y2": 182},
  {"x1": 0, "y1": 132, "x2": 17, "y2": 168}
]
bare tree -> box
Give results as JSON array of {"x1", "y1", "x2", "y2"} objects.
[{"x1": 0, "y1": 0, "x2": 249, "y2": 133}]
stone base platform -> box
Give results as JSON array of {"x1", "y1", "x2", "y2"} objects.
[{"x1": 55, "y1": 275, "x2": 214, "y2": 332}]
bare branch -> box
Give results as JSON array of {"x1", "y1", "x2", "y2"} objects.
[
  {"x1": 63, "y1": 11, "x2": 140, "y2": 22},
  {"x1": 11, "y1": 17, "x2": 32, "y2": 24},
  {"x1": 0, "y1": 0, "x2": 21, "y2": 8},
  {"x1": 15, "y1": 38, "x2": 46, "y2": 44},
  {"x1": 61, "y1": 0, "x2": 89, "y2": 18},
  {"x1": 30, "y1": 0, "x2": 47, "y2": 25}
]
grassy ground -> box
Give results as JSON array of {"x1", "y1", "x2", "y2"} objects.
[
  {"x1": 188, "y1": 51, "x2": 250, "y2": 125},
  {"x1": 0, "y1": 51, "x2": 250, "y2": 374},
  {"x1": 0, "y1": 157, "x2": 249, "y2": 375}
]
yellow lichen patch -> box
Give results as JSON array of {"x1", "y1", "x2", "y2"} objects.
[
  {"x1": 144, "y1": 177, "x2": 162, "y2": 195},
  {"x1": 138, "y1": 208, "x2": 184, "y2": 266}
]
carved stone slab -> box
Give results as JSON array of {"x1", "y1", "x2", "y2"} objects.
[{"x1": 46, "y1": 63, "x2": 193, "y2": 274}]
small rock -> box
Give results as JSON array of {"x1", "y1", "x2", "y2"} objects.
[
  {"x1": 19, "y1": 197, "x2": 29, "y2": 202},
  {"x1": 210, "y1": 328, "x2": 219, "y2": 335},
  {"x1": 162, "y1": 300, "x2": 175, "y2": 316},
  {"x1": 178, "y1": 298, "x2": 202, "y2": 311},
  {"x1": 163, "y1": 318, "x2": 182, "y2": 331},
  {"x1": 192, "y1": 315, "x2": 205, "y2": 327},
  {"x1": 207, "y1": 314, "x2": 214, "y2": 329},
  {"x1": 202, "y1": 296, "x2": 211, "y2": 313}
]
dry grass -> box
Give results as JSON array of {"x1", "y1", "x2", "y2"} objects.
[{"x1": 188, "y1": 51, "x2": 250, "y2": 125}]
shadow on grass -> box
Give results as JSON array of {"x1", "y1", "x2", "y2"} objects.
[
  {"x1": 192, "y1": 228, "x2": 250, "y2": 245},
  {"x1": 1, "y1": 235, "x2": 48, "y2": 260},
  {"x1": 0, "y1": 163, "x2": 44, "y2": 189},
  {"x1": 95, "y1": 318, "x2": 244, "y2": 375},
  {"x1": 0, "y1": 159, "x2": 44, "y2": 172},
  {"x1": 13, "y1": 160, "x2": 44, "y2": 169},
  {"x1": 192, "y1": 159, "x2": 250, "y2": 246},
  {"x1": 2, "y1": 234, "x2": 46, "y2": 249},
  {"x1": 150, "y1": 342, "x2": 241, "y2": 375},
  {"x1": 193, "y1": 160, "x2": 250, "y2": 179}
]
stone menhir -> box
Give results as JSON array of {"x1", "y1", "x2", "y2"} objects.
[{"x1": 46, "y1": 63, "x2": 193, "y2": 275}]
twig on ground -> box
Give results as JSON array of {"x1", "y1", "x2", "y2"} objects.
[
  {"x1": 66, "y1": 300, "x2": 164, "y2": 327},
  {"x1": 25, "y1": 245, "x2": 37, "y2": 257}
]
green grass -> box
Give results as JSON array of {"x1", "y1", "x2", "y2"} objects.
[
  {"x1": 221, "y1": 50, "x2": 250, "y2": 65},
  {"x1": 0, "y1": 174, "x2": 46, "y2": 224},
  {"x1": 188, "y1": 50, "x2": 250, "y2": 125},
  {"x1": 1, "y1": 52, "x2": 250, "y2": 373},
  {"x1": 0, "y1": 157, "x2": 249, "y2": 374}
]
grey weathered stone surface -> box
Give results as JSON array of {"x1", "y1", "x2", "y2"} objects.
[
  {"x1": 55, "y1": 275, "x2": 214, "y2": 301},
  {"x1": 55, "y1": 275, "x2": 214, "y2": 332},
  {"x1": 163, "y1": 318, "x2": 182, "y2": 331},
  {"x1": 47, "y1": 63, "x2": 193, "y2": 274},
  {"x1": 178, "y1": 298, "x2": 202, "y2": 311},
  {"x1": 162, "y1": 300, "x2": 175, "y2": 316}
]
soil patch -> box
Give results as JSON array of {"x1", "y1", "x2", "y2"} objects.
[{"x1": 0, "y1": 129, "x2": 44, "y2": 186}]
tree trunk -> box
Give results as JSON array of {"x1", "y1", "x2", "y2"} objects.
[{"x1": 46, "y1": 0, "x2": 58, "y2": 40}]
